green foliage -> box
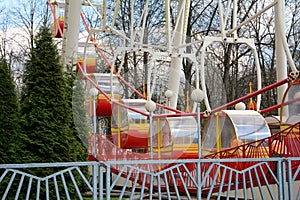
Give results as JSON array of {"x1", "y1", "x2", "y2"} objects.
[
  {"x1": 17, "y1": 24, "x2": 88, "y2": 198},
  {"x1": 20, "y1": 25, "x2": 71, "y2": 163},
  {"x1": 0, "y1": 58, "x2": 23, "y2": 198},
  {"x1": 0, "y1": 58, "x2": 20, "y2": 164}
]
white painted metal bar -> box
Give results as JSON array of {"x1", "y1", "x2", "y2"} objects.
[
  {"x1": 164, "y1": 0, "x2": 171, "y2": 51},
  {"x1": 149, "y1": 62, "x2": 158, "y2": 98},
  {"x1": 99, "y1": 166, "x2": 103, "y2": 200},
  {"x1": 167, "y1": 0, "x2": 190, "y2": 109},
  {"x1": 224, "y1": 0, "x2": 231, "y2": 26},
  {"x1": 120, "y1": 168, "x2": 133, "y2": 197},
  {"x1": 182, "y1": 0, "x2": 190, "y2": 43},
  {"x1": 227, "y1": 1, "x2": 278, "y2": 35},
  {"x1": 157, "y1": 175, "x2": 162, "y2": 200},
  {"x1": 111, "y1": 0, "x2": 121, "y2": 27},
  {"x1": 232, "y1": 0, "x2": 238, "y2": 37},
  {"x1": 275, "y1": 0, "x2": 288, "y2": 116},
  {"x1": 45, "y1": 179, "x2": 49, "y2": 200},
  {"x1": 63, "y1": 0, "x2": 82, "y2": 67},
  {"x1": 199, "y1": 36, "x2": 262, "y2": 112},
  {"x1": 68, "y1": 171, "x2": 83, "y2": 199},
  {"x1": 106, "y1": 165, "x2": 111, "y2": 200},
  {"x1": 200, "y1": 39, "x2": 212, "y2": 112},
  {"x1": 109, "y1": 165, "x2": 127, "y2": 189},
  {"x1": 0, "y1": 159, "x2": 298, "y2": 199},
  {"x1": 176, "y1": 166, "x2": 192, "y2": 199},
  {"x1": 61, "y1": 174, "x2": 71, "y2": 199},
  {"x1": 2, "y1": 172, "x2": 16, "y2": 199},
  {"x1": 163, "y1": 172, "x2": 171, "y2": 199},
  {"x1": 149, "y1": 112, "x2": 153, "y2": 158},
  {"x1": 170, "y1": 170, "x2": 181, "y2": 199},
  {"x1": 105, "y1": 24, "x2": 131, "y2": 41},
  {"x1": 170, "y1": 0, "x2": 185, "y2": 45},
  {"x1": 140, "y1": 173, "x2": 147, "y2": 200},
  {"x1": 129, "y1": 170, "x2": 140, "y2": 199},
  {"x1": 147, "y1": 59, "x2": 152, "y2": 99},
  {"x1": 134, "y1": 0, "x2": 149, "y2": 45},
  {"x1": 36, "y1": 180, "x2": 41, "y2": 200},
  {"x1": 149, "y1": 175, "x2": 154, "y2": 199},
  {"x1": 102, "y1": 0, "x2": 107, "y2": 27},
  {"x1": 250, "y1": 40, "x2": 262, "y2": 110},
  {"x1": 130, "y1": 0, "x2": 135, "y2": 49},
  {"x1": 275, "y1": 3, "x2": 297, "y2": 73},
  {"x1": 16, "y1": 174, "x2": 25, "y2": 199},
  {"x1": 85, "y1": 0, "x2": 103, "y2": 21},
  {"x1": 26, "y1": 177, "x2": 33, "y2": 200},
  {"x1": 218, "y1": 0, "x2": 226, "y2": 37},
  {"x1": 53, "y1": 176, "x2": 59, "y2": 199}
]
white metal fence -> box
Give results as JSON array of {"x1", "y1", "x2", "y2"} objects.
[{"x1": 0, "y1": 158, "x2": 300, "y2": 199}]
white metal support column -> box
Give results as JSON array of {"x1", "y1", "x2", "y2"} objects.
[
  {"x1": 275, "y1": 0, "x2": 288, "y2": 116},
  {"x1": 63, "y1": 0, "x2": 82, "y2": 67},
  {"x1": 167, "y1": 0, "x2": 190, "y2": 109}
]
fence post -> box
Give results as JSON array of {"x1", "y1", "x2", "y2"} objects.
[
  {"x1": 286, "y1": 159, "x2": 293, "y2": 200},
  {"x1": 278, "y1": 158, "x2": 288, "y2": 200},
  {"x1": 99, "y1": 163, "x2": 104, "y2": 200},
  {"x1": 106, "y1": 165, "x2": 111, "y2": 200},
  {"x1": 191, "y1": 89, "x2": 204, "y2": 200},
  {"x1": 197, "y1": 159, "x2": 201, "y2": 200},
  {"x1": 92, "y1": 163, "x2": 98, "y2": 200}
]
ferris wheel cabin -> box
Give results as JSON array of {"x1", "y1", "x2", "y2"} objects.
[
  {"x1": 203, "y1": 110, "x2": 271, "y2": 156},
  {"x1": 85, "y1": 73, "x2": 121, "y2": 117},
  {"x1": 111, "y1": 99, "x2": 149, "y2": 149},
  {"x1": 76, "y1": 42, "x2": 97, "y2": 73}
]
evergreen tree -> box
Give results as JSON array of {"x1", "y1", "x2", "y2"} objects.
[
  {"x1": 21, "y1": 23, "x2": 88, "y2": 162},
  {"x1": 20, "y1": 24, "x2": 71, "y2": 163},
  {"x1": 0, "y1": 58, "x2": 24, "y2": 198},
  {"x1": 0, "y1": 58, "x2": 20, "y2": 164},
  {"x1": 18, "y1": 24, "x2": 88, "y2": 198}
]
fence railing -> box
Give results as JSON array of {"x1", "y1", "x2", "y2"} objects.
[{"x1": 0, "y1": 158, "x2": 300, "y2": 199}]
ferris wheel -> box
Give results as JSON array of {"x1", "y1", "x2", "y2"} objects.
[
  {"x1": 45, "y1": 0, "x2": 300, "y2": 176},
  {"x1": 51, "y1": 0, "x2": 297, "y2": 115}
]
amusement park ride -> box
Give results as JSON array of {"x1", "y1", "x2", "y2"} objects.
[{"x1": 48, "y1": 0, "x2": 300, "y2": 194}]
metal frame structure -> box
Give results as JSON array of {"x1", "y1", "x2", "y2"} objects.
[
  {"x1": 60, "y1": 0, "x2": 296, "y2": 115},
  {"x1": 1, "y1": 157, "x2": 300, "y2": 199},
  {"x1": 40, "y1": 1, "x2": 300, "y2": 199}
]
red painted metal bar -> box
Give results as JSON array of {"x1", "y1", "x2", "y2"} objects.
[
  {"x1": 117, "y1": 74, "x2": 183, "y2": 113},
  {"x1": 152, "y1": 112, "x2": 205, "y2": 119},
  {"x1": 80, "y1": 12, "x2": 147, "y2": 100},
  {"x1": 210, "y1": 77, "x2": 290, "y2": 114},
  {"x1": 111, "y1": 101, "x2": 149, "y2": 117},
  {"x1": 79, "y1": 61, "x2": 183, "y2": 117},
  {"x1": 80, "y1": 14, "x2": 146, "y2": 100},
  {"x1": 155, "y1": 103, "x2": 184, "y2": 114},
  {"x1": 80, "y1": 12, "x2": 112, "y2": 68},
  {"x1": 260, "y1": 96, "x2": 300, "y2": 114},
  {"x1": 47, "y1": 1, "x2": 63, "y2": 38},
  {"x1": 77, "y1": 63, "x2": 111, "y2": 100},
  {"x1": 116, "y1": 74, "x2": 144, "y2": 98},
  {"x1": 204, "y1": 121, "x2": 300, "y2": 159},
  {"x1": 260, "y1": 104, "x2": 282, "y2": 114},
  {"x1": 78, "y1": 63, "x2": 152, "y2": 117}
]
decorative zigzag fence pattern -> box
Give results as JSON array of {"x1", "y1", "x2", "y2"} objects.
[{"x1": 1, "y1": 158, "x2": 300, "y2": 199}]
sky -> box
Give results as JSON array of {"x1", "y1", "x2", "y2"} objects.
[
  {"x1": 0, "y1": 0, "x2": 20, "y2": 24},
  {"x1": 1, "y1": 0, "x2": 18, "y2": 9}
]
